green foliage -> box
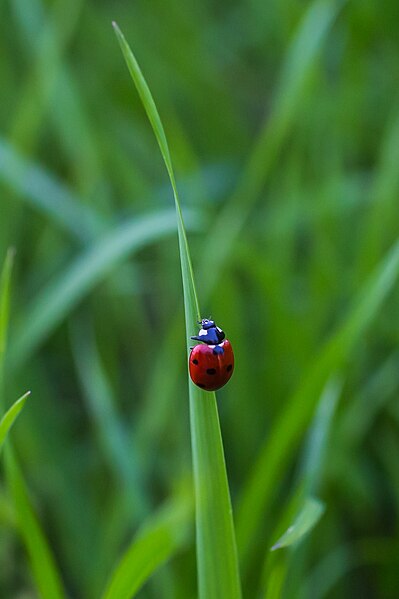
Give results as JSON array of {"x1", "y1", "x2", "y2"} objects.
[
  {"x1": 0, "y1": 392, "x2": 30, "y2": 455},
  {"x1": 113, "y1": 23, "x2": 242, "y2": 598},
  {"x1": 102, "y1": 493, "x2": 192, "y2": 599},
  {"x1": 0, "y1": 251, "x2": 65, "y2": 598},
  {"x1": 5, "y1": 451, "x2": 67, "y2": 599},
  {"x1": 271, "y1": 497, "x2": 325, "y2": 551},
  {"x1": 1, "y1": 0, "x2": 399, "y2": 597}
]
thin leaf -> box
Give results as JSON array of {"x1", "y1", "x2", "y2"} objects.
[
  {"x1": 0, "y1": 391, "x2": 30, "y2": 453},
  {"x1": 8, "y1": 208, "x2": 201, "y2": 372},
  {"x1": 0, "y1": 249, "x2": 67, "y2": 599},
  {"x1": 5, "y1": 450, "x2": 67, "y2": 599},
  {"x1": 0, "y1": 248, "x2": 15, "y2": 406},
  {"x1": 197, "y1": 0, "x2": 345, "y2": 297},
  {"x1": 70, "y1": 315, "x2": 148, "y2": 519},
  {"x1": 271, "y1": 497, "x2": 325, "y2": 551},
  {"x1": 260, "y1": 379, "x2": 341, "y2": 593},
  {"x1": 301, "y1": 377, "x2": 342, "y2": 494},
  {"x1": 113, "y1": 23, "x2": 242, "y2": 598},
  {"x1": 102, "y1": 495, "x2": 191, "y2": 599},
  {"x1": 263, "y1": 557, "x2": 288, "y2": 599},
  {"x1": 0, "y1": 137, "x2": 104, "y2": 241},
  {"x1": 237, "y1": 238, "x2": 399, "y2": 567}
]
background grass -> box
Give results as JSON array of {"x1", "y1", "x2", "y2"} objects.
[{"x1": 1, "y1": 0, "x2": 399, "y2": 597}]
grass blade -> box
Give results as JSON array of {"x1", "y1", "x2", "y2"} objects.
[
  {"x1": 0, "y1": 138, "x2": 104, "y2": 241},
  {"x1": 102, "y1": 495, "x2": 191, "y2": 599},
  {"x1": 238, "y1": 238, "x2": 399, "y2": 567},
  {"x1": 0, "y1": 248, "x2": 15, "y2": 408},
  {"x1": 0, "y1": 248, "x2": 14, "y2": 353},
  {"x1": 301, "y1": 377, "x2": 342, "y2": 494},
  {"x1": 0, "y1": 251, "x2": 66, "y2": 599},
  {"x1": 113, "y1": 22, "x2": 242, "y2": 598},
  {"x1": 70, "y1": 314, "x2": 148, "y2": 519},
  {"x1": 0, "y1": 391, "x2": 30, "y2": 454},
  {"x1": 198, "y1": 0, "x2": 344, "y2": 297},
  {"x1": 271, "y1": 497, "x2": 325, "y2": 551},
  {"x1": 5, "y1": 450, "x2": 67, "y2": 599},
  {"x1": 8, "y1": 208, "x2": 199, "y2": 371}
]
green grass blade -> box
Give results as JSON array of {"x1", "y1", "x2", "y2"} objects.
[
  {"x1": 197, "y1": 0, "x2": 344, "y2": 297},
  {"x1": 0, "y1": 248, "x2": 15, "y2": 403},
  {"x1": 0, "y1": 137, "x2": 104, "y2": 240},
  {"x1": 263, "y1": 557, "x2": 288, "y2": 599},
  {"x1": 271, "y1": 497, "x2": 325, "y2": 551},
  {"x1": 5, "y1": 449, "x2": 67, "y2": 599},
  {"x1": 113, "y1": 23, "x2": 242, "y2": 598},
  {"x1": 0, "y1": 248, "x2": 14, "y2": 350},
  {"x1": 261, "y1": 380, "x2": 341, "y2": 594},
  {"x1": 0, "y1": 391, "x2": 30, "y2": 453},
  {"x1": 112, "y1": 23, "x2": 199, "y2": 327},
  {"x1": 70, "y1": 315, "x2": 148, "y2": 519},
  {"x1": 8, "y1": 208, "x2": 199, "y2": 371},
  {"x1": 101, "y1": 495, "x2": 191, "y2": 599},
  {"x1": 301, "y1": 377, "x2": 342, "y2": 494},
  {"x1": 0, "y1": 251, "x2": 66, "y2": 599},
  {"x1": 238, "y1": 238, "x2": 399, "y2": 567}
]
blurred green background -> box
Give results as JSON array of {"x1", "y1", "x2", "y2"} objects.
[{"x1": 2, "y1": 0, "x2": 399, "y2": 597}]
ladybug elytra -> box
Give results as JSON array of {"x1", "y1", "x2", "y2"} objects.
[{"x1": 189, "y1": 319, "x2": 234, "y2": 391}]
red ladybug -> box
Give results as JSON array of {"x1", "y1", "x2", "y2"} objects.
[{"x1": 189, "y1": 319, "x2": 234, "y2": 391}]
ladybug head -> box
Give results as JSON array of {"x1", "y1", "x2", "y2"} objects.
[{"x1": 199, "y1": 318, "x2": 216, "y2": 330}]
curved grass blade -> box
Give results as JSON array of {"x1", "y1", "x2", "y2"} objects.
[
  {"x1": 8, "y1": 208, "x2": 200, "y2": 372},
  {"x1": 0, "y1": 137, "x2": 104, "y2": 241},
  {"x1": 113, "y1": 22, "x2": 242, "y2": 598},
  {"x1": 237, "y1": 238, "x2": 399, "y2": 568},
  {"x1": 271, "y1": 497, "x2": 325, "y2": 551},
  {"x1": 5, "y1": 449, "x2": 67, "y2": 599},
  {"x1": 198, "y1": 0, "x2": 345, "y2": 297},
  {"x1": 70, "y1": 314, "x2": 148, "y2": 520},
  {"x1": 0, "y1": 253, "x2": 66, "y2": 599},
  {"x1": 102, "y1": 494, "x2": 191, "y2": 599},
  {"x1": 0, "y1": 391, "x2": 30, "y2": 454},
  {"x1": 261, "y1": 379, "x2": 341, "y2": 594}
]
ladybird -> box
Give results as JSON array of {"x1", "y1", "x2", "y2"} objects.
[{"x1": 189, "y1": 319, "x2": 234, "y2": 391}]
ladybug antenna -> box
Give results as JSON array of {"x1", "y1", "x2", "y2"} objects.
[{"x1": 197, "y1": 320, "x2": 202, "y2": 325}]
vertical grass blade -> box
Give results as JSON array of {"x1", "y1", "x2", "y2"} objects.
[
  {"x1": 0, "y1": 248, "x2": 15, "y2": 409},
  {"x1": 301, "y1": 377, "x2": 342, "y2": 494},
  {"x1": 197, "y1": 0, "x2": 344, "y2": 297},
  {"x1": 113, "y1": 23, "x2": 242, "y2": 598},
  {"x1": 4, "y1": 450, "x2": 67, "y2": 599},
  {"x1": 0, "y1": 251, "x2": 66, "y2": 599},
  {"x1": 101, "y1": 495, "x2": 191, "y2": 599},
  {"x1": 237, "y1": 238, "x2": 399, "y2": 567},
  {"x1": 0, "y1": 391, "x2": 30, "y2": 454}
]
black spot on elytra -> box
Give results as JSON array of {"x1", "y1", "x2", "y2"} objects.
[
  {"x1": 206, "y1": 368, "x2": 216, "y2": 375},
  {"x1": 197, "y1": 383, "x2": 206, "y2": 388},
  {"x1": 226, "y1": 364, "x2": 233, "y2": 372},
  {"x1": 192, "y1": 359, "x2": 199, "y2": 365}
]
